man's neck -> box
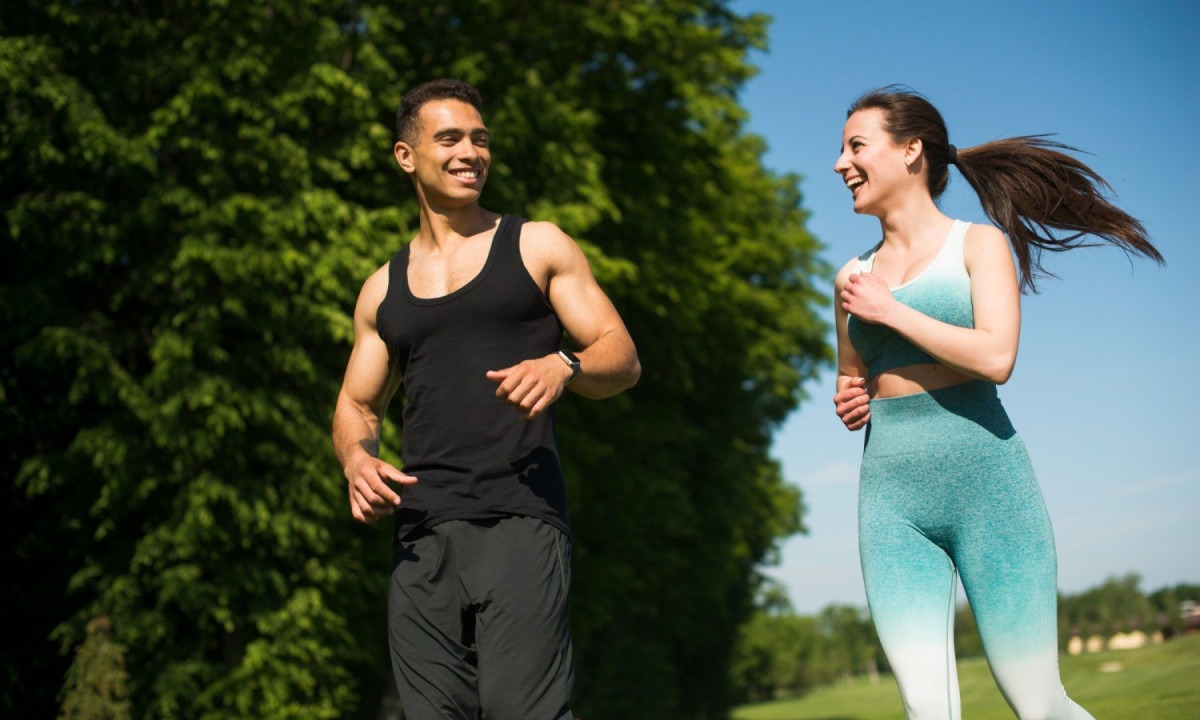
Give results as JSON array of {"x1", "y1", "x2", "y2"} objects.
[{"x1": 415, "y1": 203, "x2": 498, "y2": 251}]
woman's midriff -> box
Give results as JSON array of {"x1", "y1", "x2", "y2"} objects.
[{"x1": 869, "y1": 363, "x2": 976, "y2": 399}]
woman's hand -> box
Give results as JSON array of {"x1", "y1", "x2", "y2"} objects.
[
  {"x1": 840, "y1": 272, "x2": 895, "y2": 325},
  {"x1": 834, "y1": 376, "x2": 871, "y2": 431}
]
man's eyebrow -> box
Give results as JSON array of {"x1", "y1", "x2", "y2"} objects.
[{"x1": 432, "y1": 126, "x2": 488, "y2": 138}]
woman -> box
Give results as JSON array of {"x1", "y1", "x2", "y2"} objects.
[{"x1": 831, "y1": 86, "x2": 1161, "y2": 720}]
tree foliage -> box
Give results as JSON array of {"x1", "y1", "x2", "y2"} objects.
[
  {"x1": 1058, "y1": 574, "x2": 1191, "y2": 643},
  {"x1": 2, "y1": 2, "x2": 828, "y2": 718},
  {"x1": 58, "y1": 616, "x2": 133, "y2": 720},
  {"x1": 730, "y1": 592, "x2": 888, "y2": 703},
  {"x1": 1147, "y1": 583, "x2": 1200, "y2": 639}
]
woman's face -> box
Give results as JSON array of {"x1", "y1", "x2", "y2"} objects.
[{"x1": 833, "y1": 108, "x2": 913, "y2": 216}]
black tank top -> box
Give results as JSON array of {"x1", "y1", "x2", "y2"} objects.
[{"x1": 376, "y1": 215, "x2": 569, "y2": 539}]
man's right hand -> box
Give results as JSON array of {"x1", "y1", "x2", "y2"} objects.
[
  {"x1": 834, "y1": 376, "x2": 871, "y2": 432},
  {"x1": 345, "y1": 456, "x2": 418, "y2": 524}
]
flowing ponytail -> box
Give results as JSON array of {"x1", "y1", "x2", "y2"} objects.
[{"x1": 850, "y1": 86, "x2": 1163, "y2": 292}]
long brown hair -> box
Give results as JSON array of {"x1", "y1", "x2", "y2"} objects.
[{"x1": 849, "y1": 86, "x2": 1163, "y2": 292}]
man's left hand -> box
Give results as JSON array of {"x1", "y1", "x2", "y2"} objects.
[{"x1": 486, "y1": 355, "x2": 574, "y2": 420}]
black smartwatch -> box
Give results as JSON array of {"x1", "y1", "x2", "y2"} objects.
[{"x1": 557, "y1": 349, "x2": 581, "y2": 385}]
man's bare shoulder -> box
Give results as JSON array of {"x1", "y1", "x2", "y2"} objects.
[
  {"x1": 355, "y1": 261, "x2": 393, "y2": 322},
  {"x1": 519, "y1": 220, "x2": 574, "y2": 246},
  {"x1": 517, "y1": 220, "x2": 583, "y2": 270}
]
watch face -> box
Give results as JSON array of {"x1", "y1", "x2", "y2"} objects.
[{"x1": 558, "y1": 350, "x2": 581, "y2": 379}]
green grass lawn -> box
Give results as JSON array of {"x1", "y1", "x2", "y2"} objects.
[{"x1": 732, "y1": 633, "x2": 1200, "y2": 720}]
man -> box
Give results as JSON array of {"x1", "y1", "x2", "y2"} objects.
[{"x1": 331, "y1": 78, "x2": 640, "y2": 720}]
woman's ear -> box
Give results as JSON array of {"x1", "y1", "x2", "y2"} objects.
[{"x1": 905, "y1": 137, "x2": 924, "y2": 166}]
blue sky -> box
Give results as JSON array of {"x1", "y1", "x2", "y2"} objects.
[{"x1": 732, "y1": 0, "x2": 1200, "y2": 614}]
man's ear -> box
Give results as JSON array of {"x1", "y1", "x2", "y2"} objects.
[{"x1": 394, "y1": 141, "x2": 415, "y2": 173}]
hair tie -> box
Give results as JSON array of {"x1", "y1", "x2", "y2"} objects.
[{"x1": 947, "y1": 144, "x2": 958, "y2": 165}]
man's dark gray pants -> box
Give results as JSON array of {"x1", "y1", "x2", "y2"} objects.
[{"x1": 388, "y1": 516, "x2": 573, "y2": 720}]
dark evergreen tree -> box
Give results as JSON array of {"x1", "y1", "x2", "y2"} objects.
[{"x1": 58, "y1": 617, "x2": 133, "y2": 720}]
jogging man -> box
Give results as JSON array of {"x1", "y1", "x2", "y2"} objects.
[{"x1": 331, "y1": 78, "x2": 639, "y2": 720}]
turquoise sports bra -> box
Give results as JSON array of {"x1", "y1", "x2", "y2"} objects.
[{"x1": 846, "y1": 220, "x2": 974, "y2": 379}]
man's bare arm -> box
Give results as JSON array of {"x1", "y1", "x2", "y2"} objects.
[
  {"x1": 331, "y1": 265, "x2": 417, "y2": 523},
  {"x1": 485, "y1": 222, "x2": 640, "y2": 419}
]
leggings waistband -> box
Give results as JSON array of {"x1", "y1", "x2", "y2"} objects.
[{"x1": 865, "y1": 381, "x2": 1017, "y2": 457}]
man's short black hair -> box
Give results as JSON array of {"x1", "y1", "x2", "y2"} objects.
[{"x1": 395, "y1": 78, "x2": 484, "y2": 143}]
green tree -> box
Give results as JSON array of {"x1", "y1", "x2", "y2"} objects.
[
  {"x1": 2, "y1": 2, "x2": 828, "y2": 719},
  {"x1": 1058, "y1": 574, "x2": 1157, "y2": 647},
  {"x1": 2, "y1": 3, "x2": 411, "y2": 716},
  {"x1": 1148, "y1": 583, "x2": 1200, "y2": 639},
  {"x1": 954, "y1": 602, "x2": 984, "y2": 659},
  {"x1": 58, "y1": 616, "x2": 132, "y2": 720},
  {"x1": 816, "y1": 604, "x2": 885, "y2": 684},
  {"x1": 730, "y1": 609, "x2": 821, "y2": 702},
  {"x1": 731, "y1": 595, "x2": 893, "y2": 703}
]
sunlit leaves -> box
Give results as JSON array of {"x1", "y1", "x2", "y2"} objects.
[{"x1": 3, "y1": 2, "x2": 829, "y2": 718}]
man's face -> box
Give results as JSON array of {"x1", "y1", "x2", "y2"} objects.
[{"x1": 394, "y1": 99, "x2": 490, "y2": 207}]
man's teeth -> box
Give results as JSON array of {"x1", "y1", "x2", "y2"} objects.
[
  {"x1": 846, "y1": 177, "x2": 864, "y2": 190},
  {"x1": 452, "y1": 170, "x2": 478, "y2": 178}
]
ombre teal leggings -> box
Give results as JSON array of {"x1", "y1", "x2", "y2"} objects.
[{"x1": 859, "y1": 381, "x2": 1092, "y2": 720}]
